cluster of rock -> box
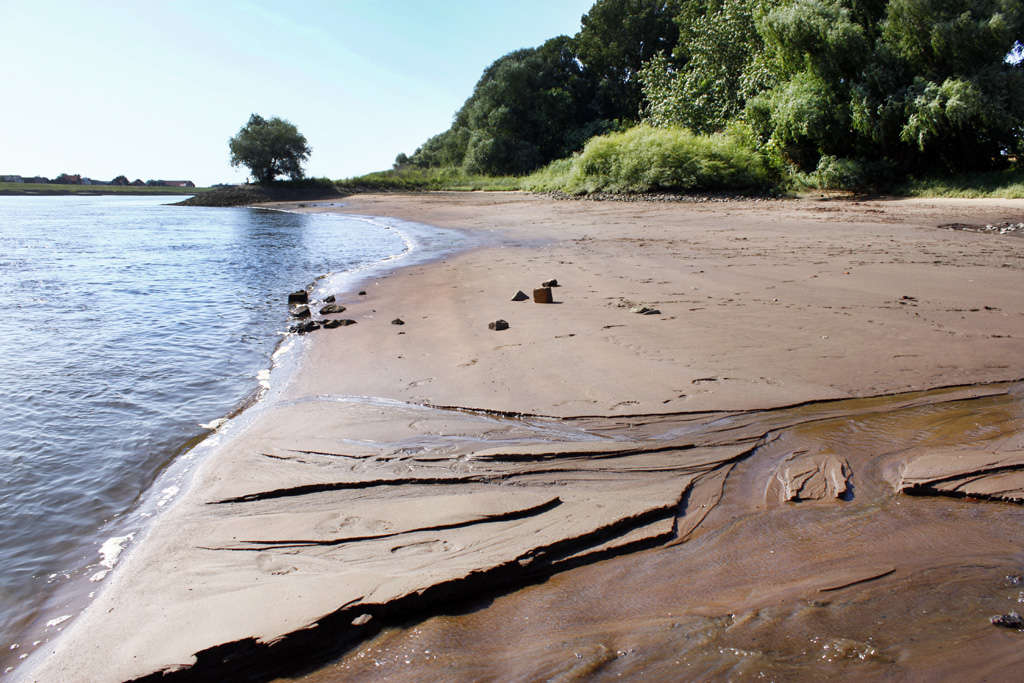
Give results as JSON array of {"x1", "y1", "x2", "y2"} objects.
[
  {"x1": 539, "y1": 191, "x2": 782, "y2": 203},
  {"x1": 490, "y1": 278, "x2": 561, "y2": 331},
  {"x1": 287, "y1": 290, "x2": 356, "y2": 334},
  {"x1": 939, "y1": 221, "x2": 1024, "y2": 236}
]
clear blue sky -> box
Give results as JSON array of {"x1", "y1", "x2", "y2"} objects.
[{"x1": 2, "y1": 1, "x2": 596, "y2": 186}]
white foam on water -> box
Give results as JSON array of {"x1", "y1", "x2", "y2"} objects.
[
  {"x1": 272, "y1": 338, "x2": 295, "y2": 362},
  {"x1": 99, "y1": 534, "x2": 134, "y2": 569},
  {"x1": 257, "y1": 368, "x2": 271, "y2": 390},
  {"x1": 198, "y1": 417, "x2": 228, "y2": 430},
  {"x1": 44, "y1": 615, "x2": 71, "y2": 628},
  {"x1": 156, "y1": 486, "x2": 179, "y2": 508}
]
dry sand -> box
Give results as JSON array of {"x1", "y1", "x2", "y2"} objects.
[{"x1": 19, "y1": 193, "x2": 1024, "y2": 681}]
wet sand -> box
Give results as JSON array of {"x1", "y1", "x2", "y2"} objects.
[{"x1": 20, "y1": 193, "x2": 1024, "y2": 681}]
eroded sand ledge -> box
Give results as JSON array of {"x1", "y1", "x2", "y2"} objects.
[{"x1": 21, "y1": 194, "x2": 1024, "y2": 681}]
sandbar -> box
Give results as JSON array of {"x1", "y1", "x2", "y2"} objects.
[{"x1": 20, "y1": 193, "x2": 1024, "y2": 681}]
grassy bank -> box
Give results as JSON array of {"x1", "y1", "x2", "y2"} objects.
[
  {"x1": 892, "y1": 168, "x2": 1024, "y2": 199},
  {"x1": 0, "y1": 182, "x2": 208, "y2": 196},
  {"x1": 336, "y1": 167, "x2": 521, "y2": 193}
]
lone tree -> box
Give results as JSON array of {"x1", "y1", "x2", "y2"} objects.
[{"x1": 228, "y1": 114, "x2": 311, "y2": 184}]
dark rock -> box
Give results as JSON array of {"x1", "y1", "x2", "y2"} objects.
[
  {"x1": 290, "y1": 305, "x2": 311, "y2": 319},
  {"x1": 321, "y1": 319, "x2": 341, "y2": 329},
  {"x1": 289, "y1": 320, "x2": 320, "y2": 334},
  {"x1": 991, "y1": 612, "x2": 1024, "y2": 629},
  {"x1": 533, "y1": 287, "x2": 553, "y2": 304},
  {"x1": 488, "y1": 320, "x2": 509, "y2": 331},
  {"x1": 319, "y1": 303, "x2": 346, "y2": 315},
  {"x1": 542, "y1": 279, "x2": 559, "y2": 287},
  {"x1": 358, "y1": 290, "x2": 367, "y2": 296},
  {"x1": 288, "y1": 290, "x2": 309, "y2": 305},
  {"x1": 323, "y1": 295, "x2": 336, "y2": 303},
  {"x1": 391, "y1": 318, "x2": 405, "y2": 325},
  {"x1": 511, "y1": 290, "x2": 530, "y2": 302},
  {"x1": 337, "y1": 319, "x2": 357, "y2": 326},
  {"x1": 630, "y1": 305, "x2": 661, "y2": 315}
]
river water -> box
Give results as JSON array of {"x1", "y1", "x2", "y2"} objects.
[{"x1": 0, "y1": 195, "x2": 469, "y2": 671}]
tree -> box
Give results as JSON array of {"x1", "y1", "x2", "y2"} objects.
[
  {"x1": 406, "y1": 36, "x2": 611, "y2": 175},
  {"x1": 640, "y1": 0, "x2": 776, "y2": 133},
  {"x1": 641, "y1": 0, "x2": 1023, "y2": 179},
  {"x1": 575, "y1": 0, "x2": 681, "y2": 120},
  {"x1": 460, "y1": 36, "x2": 596, "y2": 174},
  {"x1": 228, "y1": 114, "x2": 311, "y2": 184}
]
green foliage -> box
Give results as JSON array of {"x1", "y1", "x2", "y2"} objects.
[
  {"x1": 641, "y1": 0, "x2": 781, "y2": 134},
  {"x1": 524, "y1": 124, "x2": 779, "y2": 194},
  {"x1": 391, "y1": 0, "x2": 1023, "y2": 194},
  {"x1": 894, "y1": 167, "x2": 1024, "y2": 197},
  {"x1": 575, "y1": 0, "x2": 681, "y2": 118},
  {"x1": 639, "y1": 0, "x2": 1024, "y2": 185},
  {"x1": 751, "y1": 70, "x2": 848, "y2": 168},
  {"x1": 758, "y1": 0, "x2": 870, "y2": 79},
  {"x1": 799, "y1": 155, "x2": 897, "y2": 191},
  {"x1": 403, "y1": 0, "x2": 680, "y2": 177},
  {"x1": 337, "y1": 167, "x2": 522, "y2": 193},
  {"x1": 405, "y1": 37, "x2": 596, "y2": 175},
  {"x1": 228, "y1": 114, "x2": 311, "y2": 184}
]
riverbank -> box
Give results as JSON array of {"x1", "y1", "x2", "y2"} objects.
[
  {"x1": 0, "y1": 182, "x2": 203, "y2": 196},
  {"x1": 21, "y1": 193, "x2": 1024, "y2": 681}
]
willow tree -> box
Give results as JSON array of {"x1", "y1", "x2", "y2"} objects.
[{"x1": 228, "y1": 114, "x2": 312, "y2": 184}]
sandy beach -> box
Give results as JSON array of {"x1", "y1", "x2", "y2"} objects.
[{"x1": 21, "y1": 193, "x2": 1024, "y2": 681}]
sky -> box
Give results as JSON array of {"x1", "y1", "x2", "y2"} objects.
[{"x1": 2, "y1": 1, "x2": 596, "y2": 186}]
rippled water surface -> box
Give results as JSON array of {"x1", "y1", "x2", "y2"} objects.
[{"x1": 0, "y1": 195, "x2": 456, "y2": 658}]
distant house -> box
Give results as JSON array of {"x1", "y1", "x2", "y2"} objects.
[
  {"x1": 163, "y1": 180, "x2": 196, "y2": 188},
  {"x1": 0, "y1": 175, "x2": 24, "y2": 183}
]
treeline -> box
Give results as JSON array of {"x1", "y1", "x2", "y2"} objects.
[
  {"x1": 0, "y1": 173, "x2": 195, "y2": 188},
  {"x1": 395, "y1": 0, "x2": 1024, "y2": 191}
]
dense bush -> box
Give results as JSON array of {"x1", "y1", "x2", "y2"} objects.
[
  {"x1": 643, "y1": 0, "x2": 1024, "y2": 183},
  {"x1": 337, "y1": 167, "x2": 521, "y2": 193},
  {"x1": 525, "y1": 124, "x2": 779, "y2": 194}
]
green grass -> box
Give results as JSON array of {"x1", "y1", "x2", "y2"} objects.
[
  {"x1": 337, "y1": 167, "x2": 523, "y2": 192},
  {"x1": 893, "y1": 167, "x2": 1024, "y2": 198},
  {"x1": 523, "y1": 124, "x2": 780, "y2": 195},
  {"x1": 342, "y1": 132, "x2": 1024, "y2": 199},
  {"x1": 0, "y1": 182, "x2": 208, "y2": 195}
]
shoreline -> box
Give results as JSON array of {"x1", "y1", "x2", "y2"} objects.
[
  {"x1": 7, "y1": 207, "x2": 477, "y2": 678},
  {"x1": 19, "y1": 192, "x2": 1024, "y2": 681}
]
